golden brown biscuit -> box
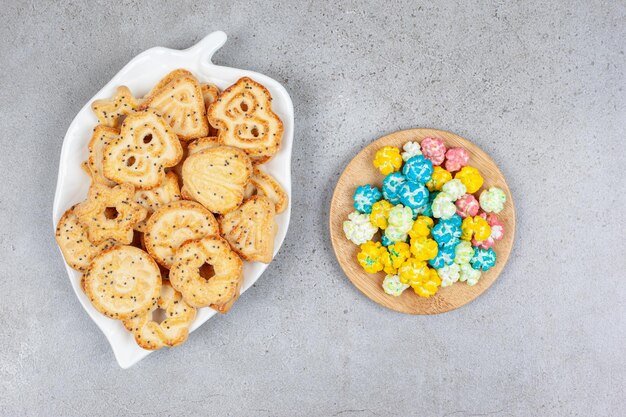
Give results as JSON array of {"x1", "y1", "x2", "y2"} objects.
[
  {"x1": 201, "y1": 83, "x2": 220, "y2": 136},
  {"x1": 243, "y1": 167, "x2": 288, "y2": 214},
  {"x1": 87, "y1": 125, "x2": 119, "y2": 187},
  {"x1": 186, "y1": 136, "x2": 220, "y2": 156},
  {"x1": 91, "y1": 86, "x2": 141, "y2": 128},
  {"x1": 133, "y1": 171, "x2": 181, "y2": 232}
]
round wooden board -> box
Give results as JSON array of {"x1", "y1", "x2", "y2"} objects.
[{"x1": 330, "y1": 129, "x2": 516, "y2": 314}]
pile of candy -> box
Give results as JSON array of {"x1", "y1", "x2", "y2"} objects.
[{"x1": 343, "y1": 138, "x2": 506, "y2": 298}]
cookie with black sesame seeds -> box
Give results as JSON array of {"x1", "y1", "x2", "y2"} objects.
[
  {"x1": 133, "y1": 171, "x2": 181, "y2": 232},
  {"x1": 122, "y1": 280, "x2": 196, "y2": 350},
  {"x1": 243, "y1": 166, "x2": 288, "y2": 214},
  {"x1": 201, "y1": 83, "x2": 220, "y2": 136},
  {"x1": 169, "y1": 236, "x2": 243, "y2": 308},
  {"x1": 83, "y1": 245, "x2": 162, "y2": 320},
  {"x1": 181, "y1": 146, "x2": 252, "y2": 214},
  {"x1": 208, "y1": 77, "x2": 283, "y2": 160},
  {"x1": 186, "y1": 136, "x2": 220, "y2": 156},
  {"x1": 218, "y1": 195, "x2": 277, "y2": 263},
  {"x1": 139, "y1": 73, "x2": 208, "y2": 140},
  {"x1": 144, "y1": 69, "x2": 193, "y2": 98},
  {"x1": 87, "y1": 125, "x2": 120, "y2": 187},
  {"x1": 102, "y1": 109, "x2": 183, "y2": 189},
  {"x1": 143, "y1": 200, "x2": 220, "y2": 268},
  {"x1": 75, "y1": 183, "x2": 147, "y2": 245},
  {"x1": 55, "y1": 205, "x2": 117, "y2": 272},
  {"x1": 91, "y1": 86, "x2": 141, "y2": 128}
]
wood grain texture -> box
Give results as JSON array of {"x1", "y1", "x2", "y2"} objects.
[{"x1": 329, "y1": 129, "x2": 516, "y2": 314}]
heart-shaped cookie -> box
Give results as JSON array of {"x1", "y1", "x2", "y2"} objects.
[{"x1": 181, "y1": 146, "x2": 252, "y2": 214}]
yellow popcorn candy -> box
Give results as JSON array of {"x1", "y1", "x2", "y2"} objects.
[
  {"x1": 454, "y1": 166, "x2": 484, "y2": 194},
  {"x1": 373, "y1": 146, "x2": 403, "y2": 175},
  {"x1": 461, "y1": 216, "x2": 492, "y2": 241},
  {"x1": 411, "y1": 268, "x2": 441, "y2": 298},
  {"x1": 408, "y1": 216, "x2": 434, "y2": 239},
  {"x1": 409, "y1": 235, "x2": 438, "y2": 261},
  {"x1": 426, "y1": 166, "x2": 452, "y2": 191},
  {"x1": 357, "y1": 241, "x2": 388, "y2": 273},
  {"x1": 398, "y1": 258, "x2": 429, "y2": 286},
  {"x1": 369, "y1": 200, "x2": 394, "y2": 229},
  {"x1": 385, "y1": 242, "x2": 411, "y2": 274}
]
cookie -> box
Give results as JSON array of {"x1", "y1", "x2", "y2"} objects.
[
  {"x1": 208, "y1": 77, "x2": 283, "y2": 161},
  {"x1": 186, "y1": 136, "x2": 220, "y2": 156},
  {"x1": 243, "y1": 167, "x2": 289, "y2": 214},
  {"x1": 143, "y1": 200, "x2": 220, "y2": 268},
  {"x1": 122, "y1": 280, "x2": 196, "y2": 350},
  {"x1": 133, "y1": 171, "x2": 181, "y2": 232},
  {"x1": 169, "y1": 236, "x2": 244, "y2": 308},
  {"x1": 55, "y1": 205, "x2": 116, "y2": 272},
  {"x1": 201, "y1": 83, "x2": 220, "y2": 136},
  {"x1": 91, "y1": 86, "x2": 141, "y2": 128},
  {"x1": 84, "y1": 245, "x2": 162, "y2": 320},
  {"x1": 218, "y1": 195, "x2": 277, "y2": 263},
  {"x1": 182, "y1": 146, "x2": 253, "y2": 214},
  {"x1": 75, "y1": 183, "x2": 147, "y2": 245},
  {"x1": 87, "y1": 125, "x2": 119, "y2": 186},
  {"x1": 103, "y1": 109, "x2": 183, "y2": 189}
]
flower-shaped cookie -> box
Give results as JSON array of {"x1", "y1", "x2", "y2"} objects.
[
  {"x1": 343, "y1": 211, "x2": 378, "y2": 245},
  {"x1": 412, "y1": 268, "x2": 441, "y2": 298},
  {"x1": 357, "y1": 241, "x2": 388, "y2": 273},
  {"x1": 431, "y1": 215, "x2": 462, "y2": 247},
  {"x1": 398, "y1": 181, "x2": 429, "y2": 210},
  {"x1": 382, "y1": 172, "x2": 407, "y2": 204},
  {"x1": 420, "y1": 137, "x2": 446, "y2": 166},
  {"x1": 479, "y1": 186, "x2": 506, "y2": 213},
  {"x1": 408, "y1": 216, "x2": 434, "y2": 239},
  {"x1": 459, "y1": 263, "x2": 482, "y2": 286},
  {"x1": 431, "y1": 192, "x2": 457, "y2": 220},
  {"x1": 461, "y1": 215, "x2": 491, "y2": 242},
  {"x1": 454, "y1": 241, "x2": 475, "y2": 265},
  {"x1": 402, "y1": 155, "x2": 433, "y2": 184},
  {"x1": 385, "y1": 242, "x2": 411, "y2": 273},
  {"x1": 426, "y1": 166, "x2": 452, "y2": 191},
  {"x1": 444, "y1": 147, "x2": 469, "y2": 172},
  {"x1": 455, "y1": 166, "x2": 483, "y2": 194},
  {"x1": 441, "y1": 179, "x2": 467, "y2": 201},
  {"x1": 409, "y1": 236, "x2": 438, "y2": 261},
  {"x1": 438, "y1": 263, "x2": 461, "y2": 287},
  {"x1": 401, "y1": 141, "x2": 422, "y2": 161},
  {"x1": 471, "y1": 247, "x2": 497, "y2": 271},
  {"x1": 472, "y1": 212, "x2": 504, "y2": 249},
  {"x1": 428, "y1": 245, "x2": 456, "y2": 269},
  {"x1": 353, "y1": 184, "x2": 382, "y2": 213},
  {"x1": 455, "y1": 194, "x2": 480, "y2": 218},
  {"x1": 373, "y1": 146, "x2": 403, "y2": 175},
  {"x1": 382, "y1": 274, "x2": 409, "y2": 296},
  {"x1": 369, "y1": 200, "x2": 394, "y2": 229}
]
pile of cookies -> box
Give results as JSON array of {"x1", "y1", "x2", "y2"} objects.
[
  {"x1": 343, "y1": 138, "x2": 506, "y2": 298},
  {"x1": 56, "y1": 69, "x2": 287, "y2": 350}
]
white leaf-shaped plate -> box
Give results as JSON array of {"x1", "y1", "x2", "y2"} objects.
[{"x1": 52, "y1": 32, "x2": 293, "y2": 368}]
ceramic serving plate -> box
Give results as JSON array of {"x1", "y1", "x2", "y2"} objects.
[{"x1": 52, "y1": 31, "x2": 293, "y2": 368}]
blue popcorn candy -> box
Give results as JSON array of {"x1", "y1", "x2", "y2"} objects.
[
  {"x1": 428, "y1": 245, "x2": 456, "y2": 269},
  {"x1": 398, "y1": 181, "x2": 429, "y2": 210},
  {"x1": 381, "y1": 235, "x2": 393, "y2": 246},
  {"x1": 382, "y1": 172, "x2": 406, "y2": 204},
  {"x1": 402, "y1": 155, "x2": 433, "y2": 184},
  {"x1": 471, "y1": 247, "x2": 497, "y2": 271},
  {"x1": 432, "y1": 217, "x2": 462, "y2": 248},
  {"x1": 421, "y1": 191, "x2": 439, "y2": 217},
  {"x1": 443, "y1": 213, "x2": 463, "y2": 228},
  {"x1": 353, "y1": 184, "x2": 382, "y2": 213}
]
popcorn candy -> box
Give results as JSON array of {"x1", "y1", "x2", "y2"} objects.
[
  {"x1": 373, "y1": 146, "x2": 403, "y2": 175},
  {"x1": 398, "y1": 181, "x2": 429, "y2": 210},
  {"x1": 381, "y1": 235, "x2": 393, "y2": 247},
  {"x1": 428, "y1": 245, "x2": 455, "y2": 269},
  {"x1": 382, "y1": 274, "x2": 410, "y2": 296},
  {"x1": 401, "y1": 141, "x2": 423, "y2": 161},
  {"x1": 438, "y1": 263, "x2": 461, "y2": 287},
  {"x1": 420, "y1": 137, "x2": 446, "y2": 166},
  {"x1": 408, "y1": 216, "x2": 434, "y2": 239},
  {"x1": 402, "y1": 155, "x2": 433, "y2": 184},
  {"x1": 384, "y1": 226, "x2": 408, "y2": 243},
  {"x1": 343, "y1": 211, "x2": 378, "y2": 245},
  {"x1": 353, "y1": 184, "x2": 382, "y2": 213},
  {"x1": 431, "y1": 214, "x2": 462, "y2": 247},
  {"x1": 455, "y1": 194, "x2": 480, "y2": 218},
  {"x1": 454, "y1": 241, "x2": 475, "y2": 264},
  {"x1": 412, "y1": 268, "x2": 442, "y2": 298},
  {"x1": 426, "y1": 166, "x2": 452, "y2": 191},
  {"x1": 421, "y1": 191, "x2": 438, "y2": 217},
  {"x1": 387, "y1": 205, "x2": 414, "y2": 233},
  {"x1": 455, "y1": 166, "x2": 483, "y2": 194},
  {"x1": 473, "y1": 212, "x2": 504, "y2": 249},
  {"x1": 471, "y1": 247, "x2": 497, "y2": 271},
  {"x1": 479, "y1": 186, "x2": 506, "y2": 214},
  {"x1": 441, "y1": 179, "x2": 466, "y2": 201},
  {"x1": 431, "y1": 192, "x2": 457, "y2": 220},
  {"x1": 357, "y1": 241, "x2": 388, "y2": 273},
  {"x1": 444, "y1": 147, "x2": 469, "y2": 172},
  {"x1": 409, "y1": 236, "x2": 438, "y2": 261},
  {"x1": 398, "y1": 258, "x2": 429, "y2": 286},
  {"x1": 461, "y1": 215, "x2": 491, "y2": 241},
  {"x1": 369, "y1": 200, "x2": 394, "y2": 229},
  {"x1": 382, "y1": 172, "x2": 406, "y2": 204},
  {"x1": 386, "y1": 242, "x2": 411, "y2": 272},
  {"x1": 459, "y1": 263, "x2": 481, "y2": 286}
]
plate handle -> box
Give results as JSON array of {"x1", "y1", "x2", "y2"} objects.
[{"x1": 193, "y1": 31, "x2": 227, "y2": 67}]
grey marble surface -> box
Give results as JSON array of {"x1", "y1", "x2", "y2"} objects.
[{"x1": 1, "y1": 1, "x2": 624, "y2": 416}]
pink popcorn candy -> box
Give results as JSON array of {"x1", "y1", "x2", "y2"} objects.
[
  {"x1": 455, "y1": 194, "x2": 480, "y2": 218},
  {"x1": 420, "y1": 137, "x2": 446, "y2": 166},
  {"x1": 445, "y1": 147, "x2": 469, "y2": 172},
  {"x1": 472, "y1": 212, "x2": 504, "y2": 249}
]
